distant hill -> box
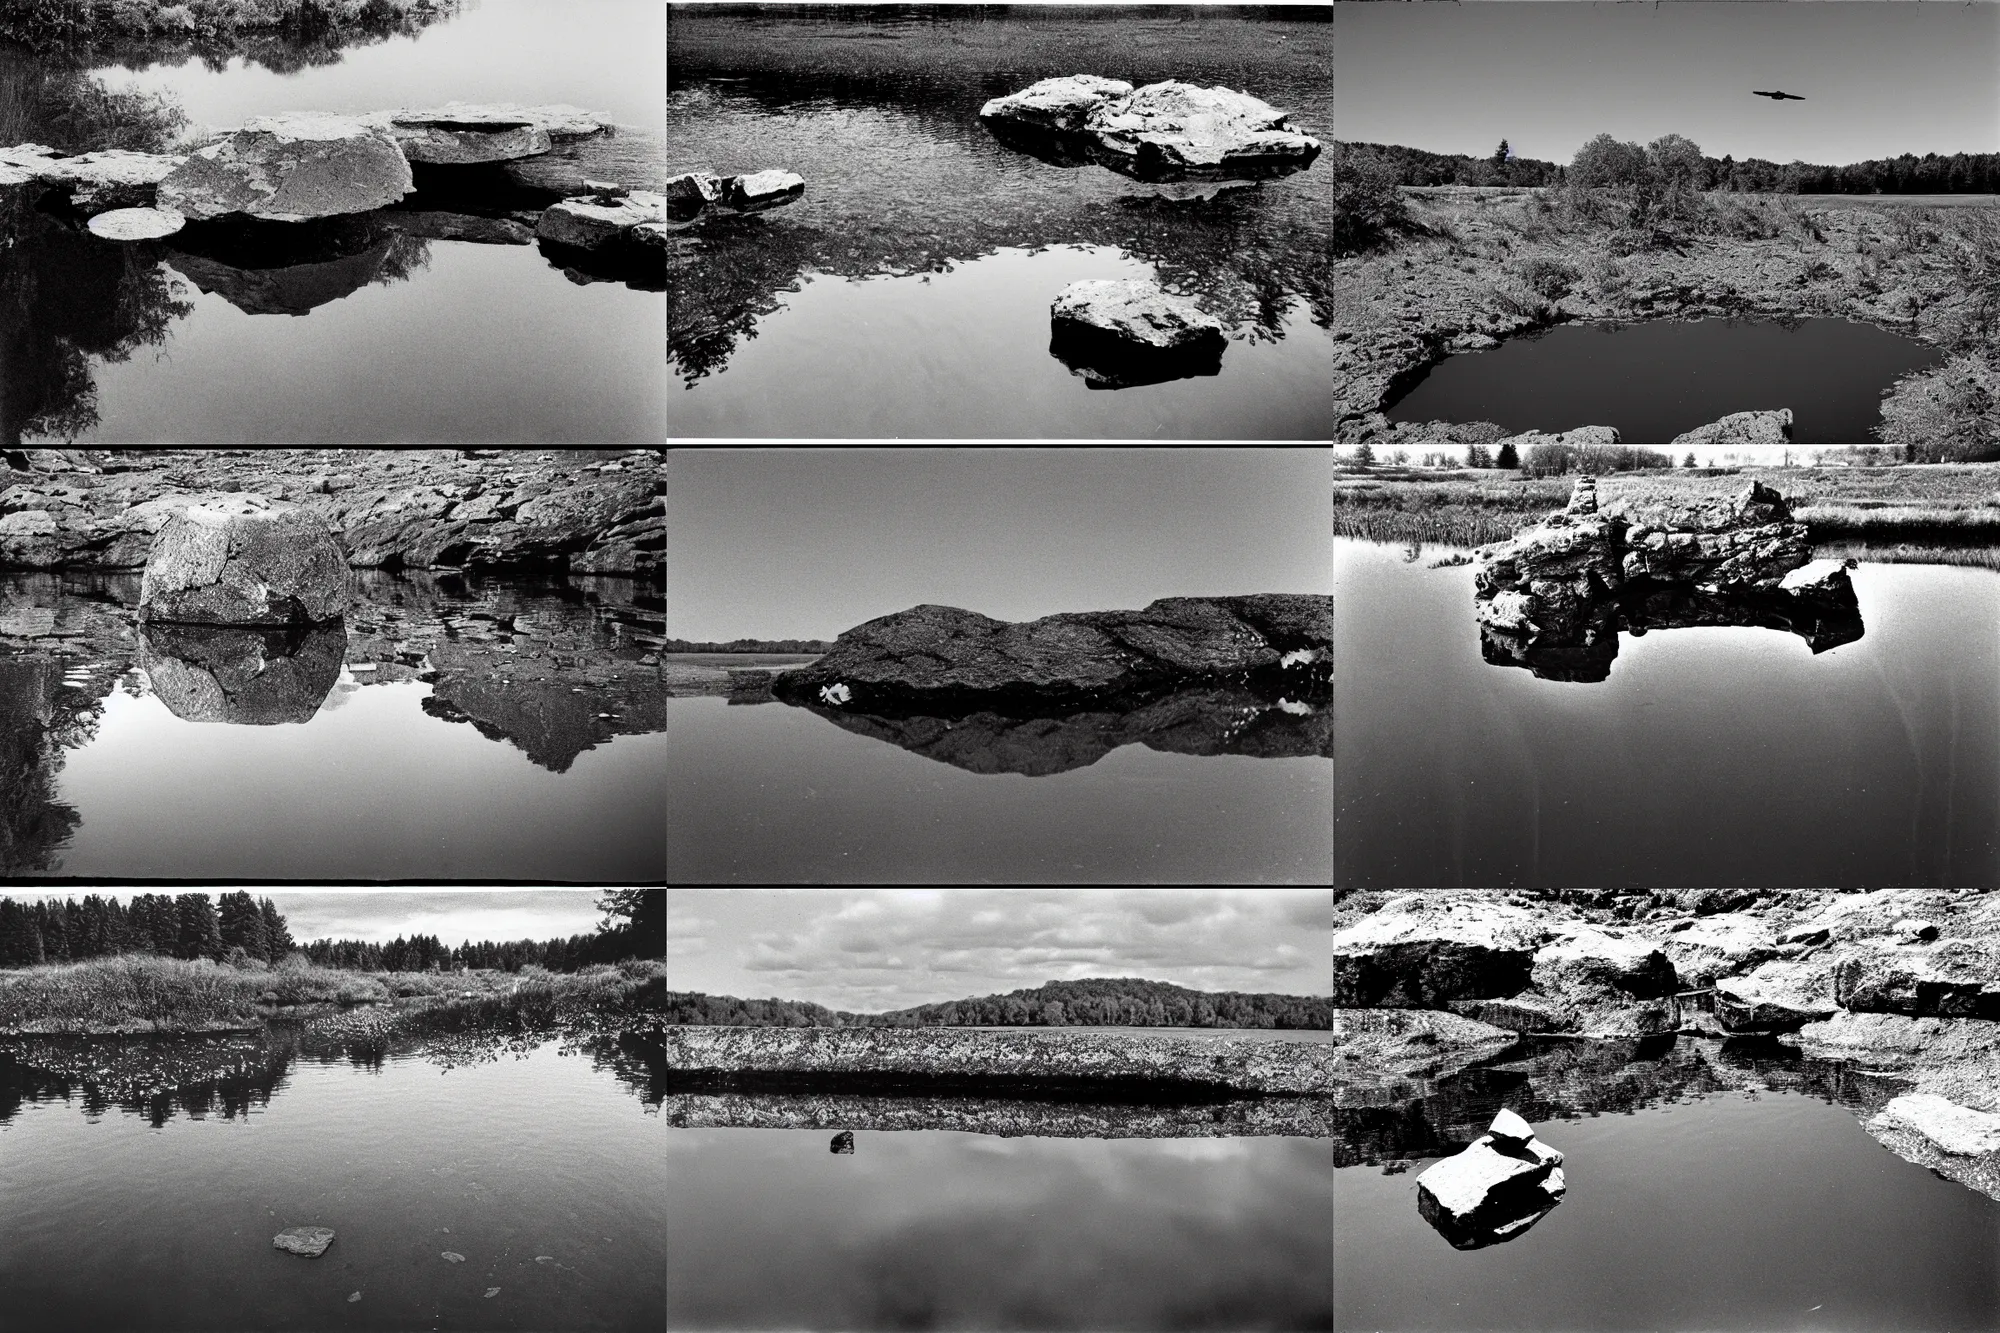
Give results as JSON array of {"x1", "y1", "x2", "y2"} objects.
[
  {"x1": 1345, "y1": 139, "x2": 2000, "y2": 195},
  {"x1": 667, "y1": 977, "x2": 1333, "y2": 1030},
  {"x1": 664, "y1": 638, "x2": 834, "y2": 653}
]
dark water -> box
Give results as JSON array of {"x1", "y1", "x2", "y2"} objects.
[
  {"x1": 666, "y1": 4, "x2": 1339, "y2": 439},
  {"x1": 666, "y1": 692, "x2": 1331, "y2": 884},
  {"x1": 0, "y1": 570, "x2": 664, "y2": 881},
  {"x1": 667, "y1": 1123, "x2": 1332, "y2": 1330},
  {"x1": 1334, "y1": 1036, "x2": 2000, "y2": 1332},
  {"x1": 0, "y1": 1025, "x2": 665, "y2": 1333},
  {"x1": 2, "y1": 0, "x2": 667, "y2": 446},
  {"x1": 1333, "y1": 538, "x2": 2000, "y2": 887},
  {"x1": 1383, "y1": 318, "x2": 1944, "y2": 445}
]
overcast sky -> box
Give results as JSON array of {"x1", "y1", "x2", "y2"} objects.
[
  {"x1": 1334, "y1": 2, "x2": 2000, "y2": 166},
  {"x1": 666, "y1": 888, "x2": 1333, "y2": 1013},
  {"x1": 666, "y1": 448, "x2": 1333, "y2": 643},
  {"x1": 7, "y1": 891, "x2": 609, "y2": 947}
]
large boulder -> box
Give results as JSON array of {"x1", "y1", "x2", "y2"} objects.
[
  {"x1": 1472, "y1": 504, "x2": 1623, "y2": 639},
  {"x1": 158, "y1": 115, "x2": 413, "y2": 222},
  {"x1": 1049, "y1": 279, "x2": 1226, "y2": 387},
  {"x1": 980, "y1": 76, "x2": 1319, "y2": 182},
  {"x1": 1331, "y1": 893, "x2": 1550, "y2": 1008},
  {"x1": 770, "y1": 594, "x2": 1330, "y2": 711},
  {"x1": 1619, "y1": 480, "x2": 1813, "y2": 586},
  {"x1": 1415, "y1": 1110, "x2": 1566, "y2": 1249},
  {"x1": 1713, "y1": 959, "x2": 1839, "y2": 1033},
  {"x1": 139, "y1": 495, "x2": 349, "y2": 626},
  {"x1": 1833, "y1": 937, "x2": 2000, "y2": 1020},
  {"x1": 0, "y1": 143, "x2": 63, "y2": 186},
  {"x1": 1670, "y1": 409, "x2": 1794, "y2": 447}
]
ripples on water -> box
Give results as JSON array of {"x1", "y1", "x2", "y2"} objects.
[{"x1": 666, "y1": 5, "x2": 1339, "y2": 437}]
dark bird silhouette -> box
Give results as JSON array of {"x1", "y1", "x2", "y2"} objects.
[{"x1": 1752, "y1": 90, "x2": 1807, "y2": 101}]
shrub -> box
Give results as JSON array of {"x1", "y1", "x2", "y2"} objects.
[
  {"x1": 1515, "y1": 255, "x2": 1578, "y2": 300},
  {"x1": 1876, "y1": 354, "x2": 2000, "y2": 460},
  {"x1": 1329, "y1": 144, "x2": 1412, "y2": 254}
]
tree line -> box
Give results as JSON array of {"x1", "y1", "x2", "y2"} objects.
[
  {"x1": 666, "y1": 977, "x2": 1335, "y2": 1029},
  {"x1": 0, "y1": 893, "x2": 293, "y2": 969},
  {"x1": 0, "y1": 890, "x2": 663, "y2": 972},
  {"x1": 664, "y1": 638, "x2": 834, "y2": 654},
  {"x1": 1345, "y1": 138, "x2": 2000, "y2": 196}
]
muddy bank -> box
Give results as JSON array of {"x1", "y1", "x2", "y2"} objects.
[{"x1": 665, "y1": 1026, "x2": 1335, "y2": 1098}]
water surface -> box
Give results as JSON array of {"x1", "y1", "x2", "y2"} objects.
[
  {"x1": 1384, "y1": 318, "x2": 1944, "y2": 444},
  {"x1": 1333, "y1": 537, "x2": 2000, "y2": 887},
  {"x1": 1, "y1": 570, "x2": 664, "y2": 881},
  {"x1": 666, "y1": 4, "x2": 1337, "y2": 439},
  {"x1": 667, "y1": 693, "x2": 1331, "y2": 884},
  {"x1": 0, "y1": 1029, "x2": 664, "y2": 1333}
]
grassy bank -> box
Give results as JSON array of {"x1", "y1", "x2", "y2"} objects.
[
  {"x1": 1333, "y1": 463, "x2": 2000, "y2": 548},
  {"x1": 0, "y1": 954, "x2": 663, "y2": 1035}
]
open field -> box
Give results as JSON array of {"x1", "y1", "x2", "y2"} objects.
[
  {"x1": 0, "y1": 954, "x2": 665, "y2": 1035},
  {"x1": 1333, "y1": 463, "x2": 2000, "y2": 547},
  {"x1": 1404, "y1": 187, "x2": 2000, "y2": 210}
]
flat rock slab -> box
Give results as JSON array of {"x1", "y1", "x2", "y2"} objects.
[
  {"x1": 41, "y1": 149, "x2": 183, "y2": 212},
  {"x1": 1052, "y1": 278, "x2": 1224, "y2": 353},
  {"x1": 981, "y1": 77, "x2": 1320, "y2": 181},
  {"x1": 87, "y1": 206, "x2": 186, "y2": 241},
  {"x1": 720, "y1": 170, "x2": 804, "y2": 212},
  {"x1": 1671, "y1": 408, "x2": 1794, "y2": 447},
  {"x1": 0, "y1": 143, "x2": 63, "y2": 186},
  {"x1": 536, "y1": 191, "x2": 667, "y2": 250},
  {"x1": 273, "y1": 1227, "x2": 334, "y2": 1257},
  {"x1": 159, "y1": 114, "x2": 412, "y2": 222}
]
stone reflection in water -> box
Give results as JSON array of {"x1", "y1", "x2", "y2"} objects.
[
  {"x1": 788, "y1": 683, "x2": 1331, "y2": 776},
  {"x1": 0, "y1": 1021, "x2": 662, "y2": 1128},
  {"x1": 138, "y1": 620, "x2": 347, "y2": 725},
  {"x1": 1479, "y1": 578, "x2": 1866, "y2": 684},
  {"x1": 163, "y1": 214, "x2": 431, "y2": 318}
]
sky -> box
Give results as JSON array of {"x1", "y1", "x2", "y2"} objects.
[
  {"x1": 666, "y1": 888, "x2": 1334, "y2": 1013},
  {"x1": 666, "y1": 448, "x2": 1334, "y2": 642},
  {"x1": 6, "y1": 891, "x2": 610, "y2": 948},
  {"x1": 1334, "y1": 2, "x2": 2000, "y2": 167}
]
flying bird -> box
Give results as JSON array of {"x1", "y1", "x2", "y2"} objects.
[{"x1": 1752, "y1": 90, "x2": 1806, "y2": 101}]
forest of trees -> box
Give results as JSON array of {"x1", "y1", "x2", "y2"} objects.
[
  {"x1": 666, "y1": 977, "x2": 1335, "y2": 1030},
  {"x1": 1347, "y1": 139, "x2": 2000, "y2": 196},
  {"x1": 0, "y1": 890, "x2": 663, "y2": 973},
  {"x1": 664, "y1": 638, "x2": 835, "y2": 654}
]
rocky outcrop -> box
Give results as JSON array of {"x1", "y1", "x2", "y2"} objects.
[
  {"x1": 139, "y1": 496, "x2": 348, "y2": 626},
  {"x1": 1494, "y1": 425, "x2": 1621, "y2": 449},
  {"x1": 1524, "y1": 928, "x2": 1679, "y2": 1037},
  {"x1": 1714, "y1": 960, "x2": 1840, "y2": 1033},
  {"x1": 980, "y1": 77, "x2": 1321, "y2": 183},
  {"x1": 1670, "y1": 409, "x2": 1794, "y2": 447},
  {"x1": 1328, "y1": 1009, "x2": 1519, "y2": 1093},
  {"x1": 1659, "y1": 914, "x2": 1781, "y2": 989},
  {"x1": 85, "y1": 206, "x2": 185, "y2": 241},
  {"x1": 0, "y1": 450, "x2": 662, "y2": 579},
  {"x1": 1865, "y1": 1093, "x2": 2000, "y2": 1202},
  {"x1": 536, "y1": 189, "x2": 667, "y2": 251},
  {"x1": 140, "y1": 622, "x2": 346, "y2": 725},
  {"x1": 158, "y1": 115, "x2": 413, "y2": 222},
  {"x1": 770, "y1": 595, "x2": 1330, "y2": 712},
  {"x1": 1332, "y1": 894, "x2": 1551, "y2": 1008},
  {"x1": 1415, "y1": 1109, "x2": 1566, "y2": 1249},
  {"x1": 1049, "y1": 279, "x2": 1226, "y2": 388},
  {"x1": 665, "y1": 1026, "x2": 1335, "y2": 1098}
]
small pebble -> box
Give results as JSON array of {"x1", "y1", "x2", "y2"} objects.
[
  {"x1": 347, "y1": 1292, "x2": 361, "y2": 1303},
  {"x1": 442, "y1": 1252, "x2": 465, "y2": 1263},
  {"x1": 485, "y1": 1288, "x2": 501, "y2": 1298}
]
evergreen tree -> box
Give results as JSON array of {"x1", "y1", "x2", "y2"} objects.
[
  {"x1": 1495, "y1": 442, "x2": 1520, "y2": 469},
  {"x1": 259, "y1": 899, "x2": 295, "y2": 959},
  {"x1": 1492, "y1": 139, "x2": 1510, "y2": 165},
  {"x1": 0, "y1": 900, "x2": 44, "y2": 967},
  {"x1": 1685, "y1": 452, "x2": 1698, "y2": 468},
  {"x1": 1353, "y1": 442, "x2": 1375, "y2": 467},
  {"x1": 218, "y1": 892, "x2": 269, "y2": 960},
  {"x1": 174, "y1": 894, "x2": 224, "y2": 962}
]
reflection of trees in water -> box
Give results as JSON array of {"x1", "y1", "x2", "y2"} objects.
[
  {"x1": 0, "y1": 657, "x2": 105, "y2": 875},
  {"x1": 666, "y1": 15, "x2": 1338, "y2": 385},
  {"x1": 2, "y1": 4, "x2": 462, "y2": 79}
]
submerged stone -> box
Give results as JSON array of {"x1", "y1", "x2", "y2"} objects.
[{"x1": 719, "y1": 170, "x2": 804, "y2": 212}]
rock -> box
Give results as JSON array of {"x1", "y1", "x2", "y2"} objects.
[
  {"x1": 1833, "y1": 937, "x2": 2000, "y2": 1020},
  {"x1": 1870, "y1": 1094, "x2": 2000, "y2": 1158},
  {"x1": 1496, "y1": 426, "x2": 1622, "y2": 448},
  {"x1": 441, "y1": 1252, "x2": 465, "y2": 1264},
  {"x1": 582, "y1": 179, "x2": 628, "y2": 198},
  {"x1": 666, "y1": 170, "x2": 720, "y2": 221},
  {"x1": 1485, "y1": 1108, "x2": 1535, "y2": 1150},
  {"x1": 1527, "y1": 927, "x2": 1680, "y2": 1036},
  {"x1": 1415, "y1": 1112, "x2": 1566, "y2": 1249},
  {"x1": 40, "y1": 150, "x2": 182, "y2": 212},
  {"x1": 1327, "y1": 1009, "x2": 1520, "y2": 1089},
  {"x1": 1714, "y1": 959, "x2": 1839, "y2": 1033},
  {"x1": 158, "y1": 114, "x2": 413, "y2": 222},
  {"x1": 830, "y1": 1130, "x2": 855, "y2": 1154},
  {"x1": 628, "y1": 222, "x2": 672, "y2": 251},
  {"x1": 1658, "y1": 913, "x2": 1779, "y2": 988},
  {"x1": 1472, "y1": 509, "x2": 1623, "y2": 639},
  {"x1": 383, "y1": 108, "x2": 552, "y2": 164},
  {"x1": 139, "y1": 495, "x2": 350, "y2": 626},
  {"x1": 273, "y1": 1226, "x2": 335, "y2": 1257},
  {"x1": 86, "y1": 206, "x2": 186, "y2": 241},
  {"x1": 981, "y1": 77, "x2": 1320, "y2": 182},
  {"x1": 1051, "y1": 279, "x2": 1224, "y2": 354},
  {"x1": 260, "y1": 991, "x2": 280, "y2": 1003},
  {"x1": 817, "y1": 682, "x2": 851, "y2": 706},
  {"x1": 485, "y1": 1288, "x2": 501, "y2": 1298},
  {"x1": 140, "y1": 621, "x2": 346, "y2": 725},
  {"x1": 1786, "y1": 1011, "x2": 2000, "y2": 1114},
  {"x1": 0, "y1": 143, "x2": 63, "y2": 186},
  {"x1": 979, "y1": 75, "x2": 1135, "y2": 134},
  {"x1": 719, "y1": 170, "x2": 804, "y2": 212},
  {"x1": 770, "y1": 594, "x2": 1330, "y2": 710},
  {"x1": 1563, "y1": 476, "x2": 1598, "y2": 515},
  {"x1": 535, "y1": 191, "x2": 667, "y2": 250},
  {"x1": 1670, "y1": 409, "x2": 1794, "y2": 447},
  {"x1": 1331, "y1": 892, "x2": 1550, "y2": 1007}
]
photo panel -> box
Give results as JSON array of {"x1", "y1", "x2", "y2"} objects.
[
  {"x1": 666, "y1": 885, "x2": 1336, "y2": 1331},
  {"x1": 667, "y1": 1, "x2": 1339, "y2": 440},
  {"x1": 1329, "y1": 0, "x2": 2000, "y2": 891},
  {"x1": 0, "y1": 887, "x2": 666, "y2": 1332}
]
